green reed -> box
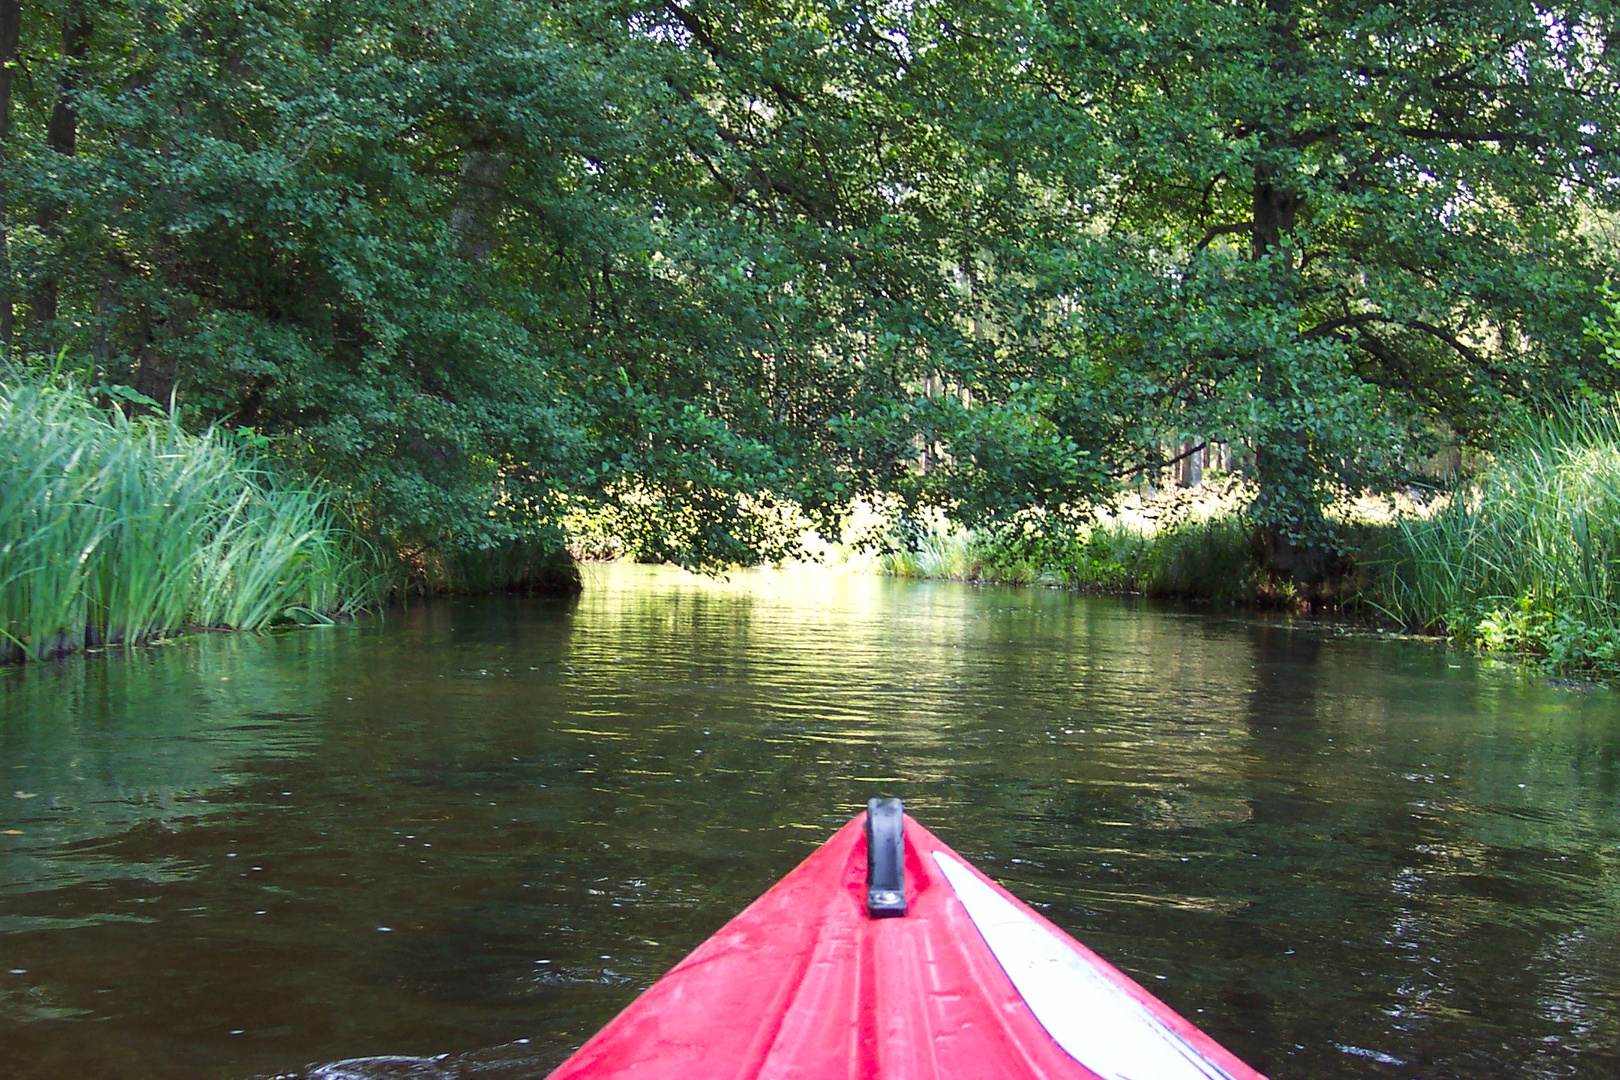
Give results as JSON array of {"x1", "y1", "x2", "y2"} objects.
[
  {"x1": 879, "y1": 525, "x2": 988, "y2": 581},
  {"x1": 1056, "y1": 513, "x2": 1261, "y2": 601},
  {"x1": 875, "y1": 509, "x2": 1261, "y2": 599},
  {"x1": 0, "y1": 375, "x2": 384, "y2": 661},
  {"x1": 1368, "y1": 400, "x2": 1620, "y2": 672}
]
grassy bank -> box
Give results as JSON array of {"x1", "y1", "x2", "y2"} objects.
[
  {"x1": 875, "y1": 404, "x2": 1620, "y2": 678},
  {"x1": 879, "y1": 481, "x2": 1264, "y2": 604},
  {"x1": 1, "y1": 375, "x2": 383, "y2": 662},
  {"x1": 558, "y1": 396, "x2": 1620, "y2": 679},
  {"x1": 1362, "y1": 404, "x2": 1620, "y2": 677}
]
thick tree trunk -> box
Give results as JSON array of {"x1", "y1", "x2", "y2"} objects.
[
  {"x1": 131, "y1": 346, "x2": 181, "y2": 407},
  {"x1": 45, "y1": 6, "x2": 89, "y2": 157},
  {"x1": 1250, "y1": 166, "x2": 1300, "y2": 262},
  {"x1": 448, "y1": 147, "x2": 510, "y2": 261},
  {"x1": 1247, "y1": 439, "x2": 1336, "y2": 592},
  {"x1": 1249, "y1": 156, "x2": 1312, "y2": 580},
  {"x1": 30, "y1": 1, "x2": 91, "y2": 342},
  {"x1": 1250, "y1": 524, "x2": 1328, "y2": 588},
  {"x1": 1244, "y1": 0, "x2": 1333, "y2": 592},
  {"x1": 131, "y1": 291, "x2": 196, "y2": 408},
  {"x1": 0, "y1": 0, "x2": 21, "y2": 348}
]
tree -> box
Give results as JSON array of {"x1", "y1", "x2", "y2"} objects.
[
  {"x1": 931, "y1": 0, "x2": 1620, "y2": 582},
  {"x1": 0, "y1": 0, "x2": 1109, "y2": 570},
  {"x1": 0, "y1": 0, "x2": 21, "y2": 347},
  {"x1": 5, "y1": 0, "x2": 1612, "y2": 584},
  {"x1": 0, "y1": 0, "x2": 893, "y2": 567}
]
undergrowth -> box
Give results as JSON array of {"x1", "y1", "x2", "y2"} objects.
[{"x1": 879, "y1": 481, "x2": 1263, "y2": 603}]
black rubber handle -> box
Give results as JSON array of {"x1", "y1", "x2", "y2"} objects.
[{"x1": 865, "y1": 797, "x2": 907, "y2": 918}]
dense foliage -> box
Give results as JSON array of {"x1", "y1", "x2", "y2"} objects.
[
  {"x1": 1, "y1": 0, "x2": 1616, "y2": 580},
  {"x1": 952, "y1": 0, "x2": 1620, "y2": 579}
]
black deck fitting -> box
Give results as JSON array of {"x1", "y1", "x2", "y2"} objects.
[{"x1": 865, "y1": 797, "x2": 908, "y2": 918}]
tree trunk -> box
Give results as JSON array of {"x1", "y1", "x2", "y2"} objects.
[
  {"x1": 447, "y1": 147, "x2": 510, "y2": 261},
  {"x1": 30, "y1": 1, "x2": 91, "y2": 343},
  {"x1": 1251, "y1": 0, "x2": 1303, "y2": 264},
  {"x1": 1176, "y1": 438, "x2": 1203, "y2": 487},
  {"x1": 1244, "y1": 0, "x2": 1330, "y2": 589},
  {"x1": 0, "y1": 0, "x2": 21, "y2": 348},
  {"x1": 131, "y1": 292, "x2": 196, "y2": 409},
  {"x1": 1250, "y1": 166, "x2": 1300, "y2": 262}
]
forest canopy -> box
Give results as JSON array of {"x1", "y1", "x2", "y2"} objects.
[{"x1": 1, "y1": 0, "x2": 1617, "y2": 580}]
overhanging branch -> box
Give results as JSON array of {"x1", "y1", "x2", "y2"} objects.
[{"x1": 1114, "y1": 440, "x2": 1207, "y2": 479}]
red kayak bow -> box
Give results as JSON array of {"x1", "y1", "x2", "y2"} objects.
[{"x1": 548, "y1": 800, "x2": 1267, "y2": 1080}]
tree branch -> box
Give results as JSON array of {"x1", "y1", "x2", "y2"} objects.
[
  {"x1": 1195, "y1": 222, "x2": 1250, "y2": 251},
  {"x1": 662, "y1": 0, "x2": 811, "y2": 113},
  {"x1": 1114, "y1": 440, "x2": 1206, "y2": 479},
  {"x1": 1401, "y1": 318, "x2": 1486, "y2": 368}
]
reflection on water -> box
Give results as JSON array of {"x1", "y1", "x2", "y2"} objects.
[{"x1": 3, "y1": 564, "x2": 1620, "y2": 1079}]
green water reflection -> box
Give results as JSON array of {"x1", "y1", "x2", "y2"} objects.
[{"x1": 3, "y1": 564, "x2": 1619, "y2": 1079}]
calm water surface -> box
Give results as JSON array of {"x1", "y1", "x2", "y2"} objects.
[{"x1": 3, "y1": 565, "x2": 1620, "y2": 1079}]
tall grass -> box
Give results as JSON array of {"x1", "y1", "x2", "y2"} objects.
[
  {"x1": 876, "y1": 498, "x2": 1262, "y2": 601},
  {"x1": 1366, "y1": 400, "x2": 1620, "y2": 673},
  {"x1": 879, "y1": 524, "x2": 994, "y2": 581},
  {"x1": 1053, "y1": 513, "x2": 1260, "y2": 601},
  {"x1": 0, "y1": 375, "x2": 383, "y2": 662}
]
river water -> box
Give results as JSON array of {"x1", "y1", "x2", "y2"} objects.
[{"x1": 2, "y1": 564, "x2": 1619, "y2": 1079}]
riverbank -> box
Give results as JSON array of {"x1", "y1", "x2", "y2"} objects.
[
  {"x1": 0, "y1": 375, "x2": 384, "y2": 662},
  {"x1": 874, "y1": 478, "x2": 1267, "y2": 604},
  {"x1": 857, "y1": 406, "x2": 1620, "y2": 680},
  {"x1": 1361, "y1": 405, "x2": 1620, "y2": 678},
  {"x1": 29, "y1": 340, "x2": 1603, "y2": 681}
]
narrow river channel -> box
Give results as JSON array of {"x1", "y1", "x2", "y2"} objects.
[{"x1": 3, "y1": 564, "x2": 1619, "y2": 1079}]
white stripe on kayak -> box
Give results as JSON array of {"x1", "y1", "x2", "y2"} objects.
[{"x1": 932, "y1": 852, "x2": 1240, "y2": 1080}]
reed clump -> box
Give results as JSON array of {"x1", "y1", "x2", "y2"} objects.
[
  {"x1": 879, "y1": 522, "x2": 993, "y2": 581},
  {"x1": 0, "y1": 375, "x2": 383, "y2": 662},
  {"x1": 1365, "y1": 400, "x2": 1620, "y2": 675},
  {"x1": 876, "y1": 480, "x2": 1262, "y2": 600},
  {"x1": 1052, "y1": 511, "x2": 1260, "y2": 601}
]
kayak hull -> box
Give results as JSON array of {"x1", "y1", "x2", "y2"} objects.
[{"x1": 548, "y1": 813, "x2": 1265, "y2": 1080}]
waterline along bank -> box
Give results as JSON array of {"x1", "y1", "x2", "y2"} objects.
[
  {"x1": 17, "y1": 354, "x2": 1620, "y2": 683},
  {"x1": 0, "y1": 375, "x2": 382, "y2": 662},
  {"x1": 859, "y1": 399, "x2": 1620, "y2": 680}
]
